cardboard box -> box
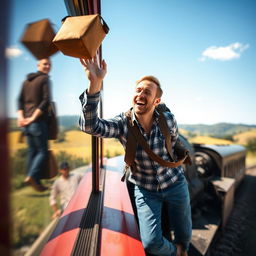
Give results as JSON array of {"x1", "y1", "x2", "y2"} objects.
[
  {"x1": 20, "y1": 19, "x2": 58, "y2": 59},
  {"x1": 53, "y1": 14, "x2": 109, "y2": 59}
]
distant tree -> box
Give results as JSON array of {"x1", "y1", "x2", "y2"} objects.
[
  {"x1": 221, "y1": 134, "x2": 234, "y2": 141},
  {"x1": 54, "y1": 130, "x2": 66, "y2": 143},
  {"x1": 55, "y1": 151, "x2": 87, "y2": 170},
  {"x1": 114, "y1": 150, "x2": 122, "y2": 156},
  {"x1": 246, "y1": 138, "x2": 256, "y2": 152},
  {"x1": 212, "y1": 134, "x2": 234, "y2": 141},
  {"x1": 187, "y1": 131, "x2": 196, "y2": 138},
  {"x1": 105, "y1": 149, "x2": 111, "y2": 158},
  {"x1": 65, "y1": 125, "x2": 80, "y2": 131}
]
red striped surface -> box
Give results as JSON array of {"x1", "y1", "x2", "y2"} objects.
[
  {"x1": 100, "y1": 157, "x2": 145, "y2": 255},
  {"x1": 41, "y1": 157, "x2": 145, "y2": 255},
  {"x1": 40, "y1": 171, "x2": 92, "y2": 256}
]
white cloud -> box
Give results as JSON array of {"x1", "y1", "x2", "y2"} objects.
[
  {"x1": 5, "y1": 46, "x2": 23, "y2": 59},
  {"x1": 199, "y1": 42, "x2": 249, "y2": 61},
  {"x1": 195, "y1": 97, "x2": 203, "y2": 102}
]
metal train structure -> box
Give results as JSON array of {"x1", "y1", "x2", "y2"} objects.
[
  {"x1": 20, "y1": 0, "x2": 246, "y2": 255},
  {"x1": 178, "y1": 136, "x2": 246, "y2": 255},
  {"x1": 38, "y1": 133, "x2": 246, "y2": 256}
]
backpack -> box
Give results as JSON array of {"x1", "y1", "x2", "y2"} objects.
[{"x1": 122, "y1": 103, "x2": 191, "y2": 181}]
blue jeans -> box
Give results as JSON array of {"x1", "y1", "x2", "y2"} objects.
[
  {"x1": 25, "y1": 121, "x2": 48, "y2": 183},
  {"x1": 134, "y1": 174, "x2": 192, "y2": 256}
]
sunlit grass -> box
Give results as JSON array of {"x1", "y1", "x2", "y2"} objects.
[
  {"x1": 246, "y1": 152, "x2": 256, "y2": 167},
  {"x1": 8, "y1": 130, "x2": 124, "y2": 160},
  {"x1": 188, "y1": 135, "x2": 232, "y2": 145},
  {"x1": 11, "y1": 186, "x2": 51, "y2": 247},
  {"x1": 233, "y1": 128, "x2": 256, "y2": 145}
]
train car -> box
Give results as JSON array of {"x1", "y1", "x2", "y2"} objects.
[
  {"x1": 179, "y1": 137, "x2": 246, "y2": 255},
  {"x1": 194, "y1": 144, "x2": 246, "y2": 187}
]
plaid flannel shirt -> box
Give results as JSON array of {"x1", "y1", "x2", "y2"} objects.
[{"x1": 79, "y1": 91, "x2": 184, "y2": 191}]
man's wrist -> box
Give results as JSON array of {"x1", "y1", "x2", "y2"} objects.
[
  {"x1": 87, "y1": 90, "x2": 101, "y2": 96},
  {"x1": 87, "y1": 80, "x2": 102, "y2": 95}
]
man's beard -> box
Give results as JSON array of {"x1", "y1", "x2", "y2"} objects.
[{"x1": 134, "y1": 98, "x2": 156, "y2": 115}]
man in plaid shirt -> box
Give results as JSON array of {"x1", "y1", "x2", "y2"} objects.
[{"x1": 79, "y1": 57, "x2": 191, "y2": 256}]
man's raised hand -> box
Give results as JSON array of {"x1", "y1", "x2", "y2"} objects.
[{"x1": 80, "y1": 56, "x2": 107, "y2": 94}]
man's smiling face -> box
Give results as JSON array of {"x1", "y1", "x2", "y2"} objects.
[
  {"x1": 132, "y1": 80, "x2": 160, "y2": 116},
  {"x1": 37, "y1": 58, "x2": 51, "y2": 74}
]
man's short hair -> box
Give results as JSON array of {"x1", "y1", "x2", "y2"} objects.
[
  {"x1": 60, "y1": 161, "x2": 69, "y2": 170},
  {"x1": 37, "y1": 58, "x2": 51, "y2": 64},
  {"x1": 136, "y1": 75, "x2": 163, "y2": 98}
]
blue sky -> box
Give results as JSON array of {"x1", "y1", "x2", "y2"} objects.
[{"x1": 7, "y1": 0, "x2": 256, "y2": 125}]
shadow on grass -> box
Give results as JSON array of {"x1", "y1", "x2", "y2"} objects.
[{"x1": 25, "y1": 192, "x2": 50, "y2": 198}]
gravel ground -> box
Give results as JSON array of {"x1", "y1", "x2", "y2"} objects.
[{"x1": 211, "y1": 166, "x2": 256, "y2": 256}]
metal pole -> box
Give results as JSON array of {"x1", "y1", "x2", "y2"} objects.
[
  {"x1": 89, "y1": 0, "x2": 102, "y2": 192},
  {"x1": 97, "y1": 0, "x2": 104, "y2": 168}
]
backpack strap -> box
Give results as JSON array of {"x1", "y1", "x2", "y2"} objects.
[
  {"x1": 127, "y1": 119, "x2": 188, "y2": 168},
  {"x1": 124, "y1": 107, "x2": 189, "y2": 169},
  {"x1": 124, "y1": 109, "x2": 137, "y2": 166},
  {"x1": 124, "y1": 127, "x2": 137, "y2": 166},
  {"x1": 157, "y1": 104, "x2": 191, "y2": 165},
  {"x1": 157, "y1": 111, "x2": 175, "y2": 161}
]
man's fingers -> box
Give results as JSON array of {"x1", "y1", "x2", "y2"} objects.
[
  {"x1": 86, "y1": 58, "x2": 92, "y2": 64},
  {"x1": 81, "y1": 56, "x2": 107, "y2": 77},
  {"x1": 80, "y1": 58, "x2": 92, "y2": 70},
  {"x1": 79, "y1": 59, "x2": 84, "y2": 67},
  {"x1": 80, "y1": 58, "x2": 87, "y2": 67},
  {"x1": 101, "y1": 59, "x2": 107, "y2": 71}
]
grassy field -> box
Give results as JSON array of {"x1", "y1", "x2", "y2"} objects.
[
  {"x1": 188, "y1": 135, "x2": 232, "y2": 145},
  {"x1": 12, "y1": 186, "x2": 51, "y2": 248},
  {"x1": 232, "y1": 129, "x2": 256, "y2": 166},
  {"x1": 9, "y1": 130, "x2": 124, "y2": 162},
  {"x1": 233, "y1": 128, "x2": 256, "y2": 145},
  {"x1": 246, "y1": 152, "x2": 256, "y2": 167}
]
